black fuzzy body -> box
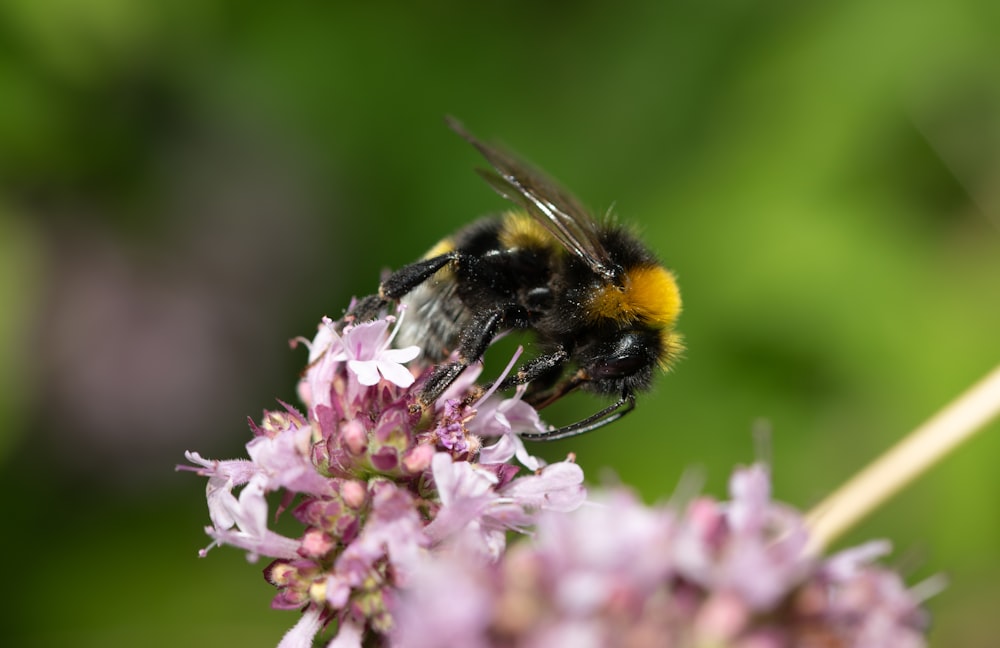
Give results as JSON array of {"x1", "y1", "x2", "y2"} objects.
[{"x1": 386, "y1": 213, "x2": 666, "y2": 402}]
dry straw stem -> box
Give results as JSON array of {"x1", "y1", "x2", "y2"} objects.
[{"x1": 805, "y1": 363, "x2": 1000, "y2": 555}]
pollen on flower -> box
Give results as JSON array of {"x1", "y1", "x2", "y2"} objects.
[{"x1": 308, "y1": 580, "x2": 327, "y2": 605}]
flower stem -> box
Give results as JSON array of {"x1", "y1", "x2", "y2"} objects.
[{"x1": 804, "y1": 363, "x2": 1000, "y2": 555}]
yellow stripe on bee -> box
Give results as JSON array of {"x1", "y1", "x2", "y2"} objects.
[
  {"x1": 499, "y1": 211, "x2": 559, "y2": 251},
  {"x1": 423, "y1": 238, "x2": 455, "y2": 259},
  {"x1": 588, "y1": 265, "x2": 681, "y2": 328},
  {"x1": 420, "y1": 238, "x2": 457, "y2": 281}
]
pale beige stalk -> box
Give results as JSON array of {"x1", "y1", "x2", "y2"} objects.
[{"x1": 805, "y1": 364, "x2": 1000, "y2": 554}]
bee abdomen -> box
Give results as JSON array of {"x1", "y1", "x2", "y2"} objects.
[{"x1": 397, "y1": 279, "x2": 470, "y2": 363}]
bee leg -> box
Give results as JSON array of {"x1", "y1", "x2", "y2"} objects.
[
  {"x1": 521, "y1": 367, "x2": 586, "y2": 409},
  {"x1": 420, "y1": 363, "x2": 470, "y2": 406},
  {"x1": 380, "y1": 252, "x2": 459, "y2": 299},
  {"x1": 347, "y1": 294, "x2": 391, "y2": 322},
  {"x1": 494, "y1": 348, "x2": 570, "y2": 392},
  {"x1": 418, "y1": 307, "x2": 511, "y2": 406},
  {"x1": 347, "y1": 252, "x2": 459, "y2": 321},
  {"x1": 467, "y1": 349, "x2": 570, "y2": 408},
  {"x1": 519, "y1": 391, "x2": 636, "y2": 441}
]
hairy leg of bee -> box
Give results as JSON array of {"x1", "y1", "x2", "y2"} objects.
[
  {"x1": 381, "y1": 253, "x2": 459, "y2": 299},
  {"x1": 520, "y1": 391, "x2": 636, "y2": 441},
  {"x1": 347, "y1": 252, "x2": 459, "y2": 321},
  {"x1": 460, "y1": 348, "x2": 570, "y2": 409},
  {"x1": 348, "y1": 294, "x2": 391, "y2": 323},
  {"x1": 494, "y1": 348, "x2": 570, "y2": 393},
  {"x1": 418, "y1": 308, "x2": 511, "y2": 406}
]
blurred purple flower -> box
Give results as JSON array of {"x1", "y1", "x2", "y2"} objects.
[
  {"x1": 425, "y1": 452, "x2": 585, "y2": 559},
  {"x1": 392, "y1": 464, "x2": 931, "y2": 648}
]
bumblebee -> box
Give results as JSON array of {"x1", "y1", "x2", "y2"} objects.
[{"x1": 349, "y1": 118, "x2": 682, "y2": 440}]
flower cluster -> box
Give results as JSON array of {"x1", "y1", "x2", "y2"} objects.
[
  {"x1": 182, "y1": 314, "x2": 585, "y2": 646},
  {"x1": 392, "y1": 464, "x2": 932, "y2": 648},
  {"x1": 182, "y1": 313, "x2": 932, "y2": 647}
]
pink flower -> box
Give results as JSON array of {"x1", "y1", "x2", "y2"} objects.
[
  {"x1": 424, "y1": 453, "x2": 506, "y2": 555},
  {"x1": 293, "y1": 317, "x2": 342, "y2": 412},
  {"x1": 332, "y1": 317, "x2": 420, "y2": 388},
  {"x1": 425, "y1": 453, "x2": 585, "y2": 559},
  {"x1": 276, "y1": 606, "x2": 325, "y2": 648},
  {"x1": 246, "y1": 414, "x2": 331, "y2": 497},
  {"x1": 183, "y1": 314, "x2": 585, "y2": 645},
  {"x1": 182, "y1": 451, "x2": 301, "y2": 561},
  {"x1": 673, "y1": 465, "x2": 811, "y2": 610},
  {"x1": 390, "y1": 552, "x2": 496, "y2": 648},
  {"x1": 332, "y1": 481, "x2": 429, "y2": 591},
  {"x1": 474, "y1": 385, "x2": 547, "y2": 470},
  {"x1": 184, "y1": 310, "x2": 931, "y2": 648},
  {"x1": 391, "y1": 464, "x2": 931, "y2": 647}
]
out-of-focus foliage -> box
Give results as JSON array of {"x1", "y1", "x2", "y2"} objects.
[{"x1": 1, "y1": 1, "x2": 998, "y2": 646}]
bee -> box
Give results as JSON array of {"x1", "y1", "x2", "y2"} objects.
[{"x1": 348, "y1": 118, "x2": 682, "y2": 440}]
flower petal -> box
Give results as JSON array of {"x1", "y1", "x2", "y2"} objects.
[
  {"x1": 277, "y1": 606, "x2": 324, "y2": 648},
  {"x1": 376, "y1": 359, "x2": 416, "y2": 388},
  {"x1": 381, "y1": 345, "x2": 421, "y2": 364},
  {"x1": 348, "y1": 359, "x2": 382, "y2": 385}
]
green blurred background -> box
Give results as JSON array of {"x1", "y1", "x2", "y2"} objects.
[{"x1": 2, "y1": 1, "x2": 998, "y2": 646}]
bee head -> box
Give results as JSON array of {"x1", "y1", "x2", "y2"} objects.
[{"x1": 576, "y1": 324, "x2": 680, "y2": 396}]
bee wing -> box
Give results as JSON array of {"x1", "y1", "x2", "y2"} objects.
[{"x1": 447, "y1": 117, "x2": 618, "y2": 283}]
